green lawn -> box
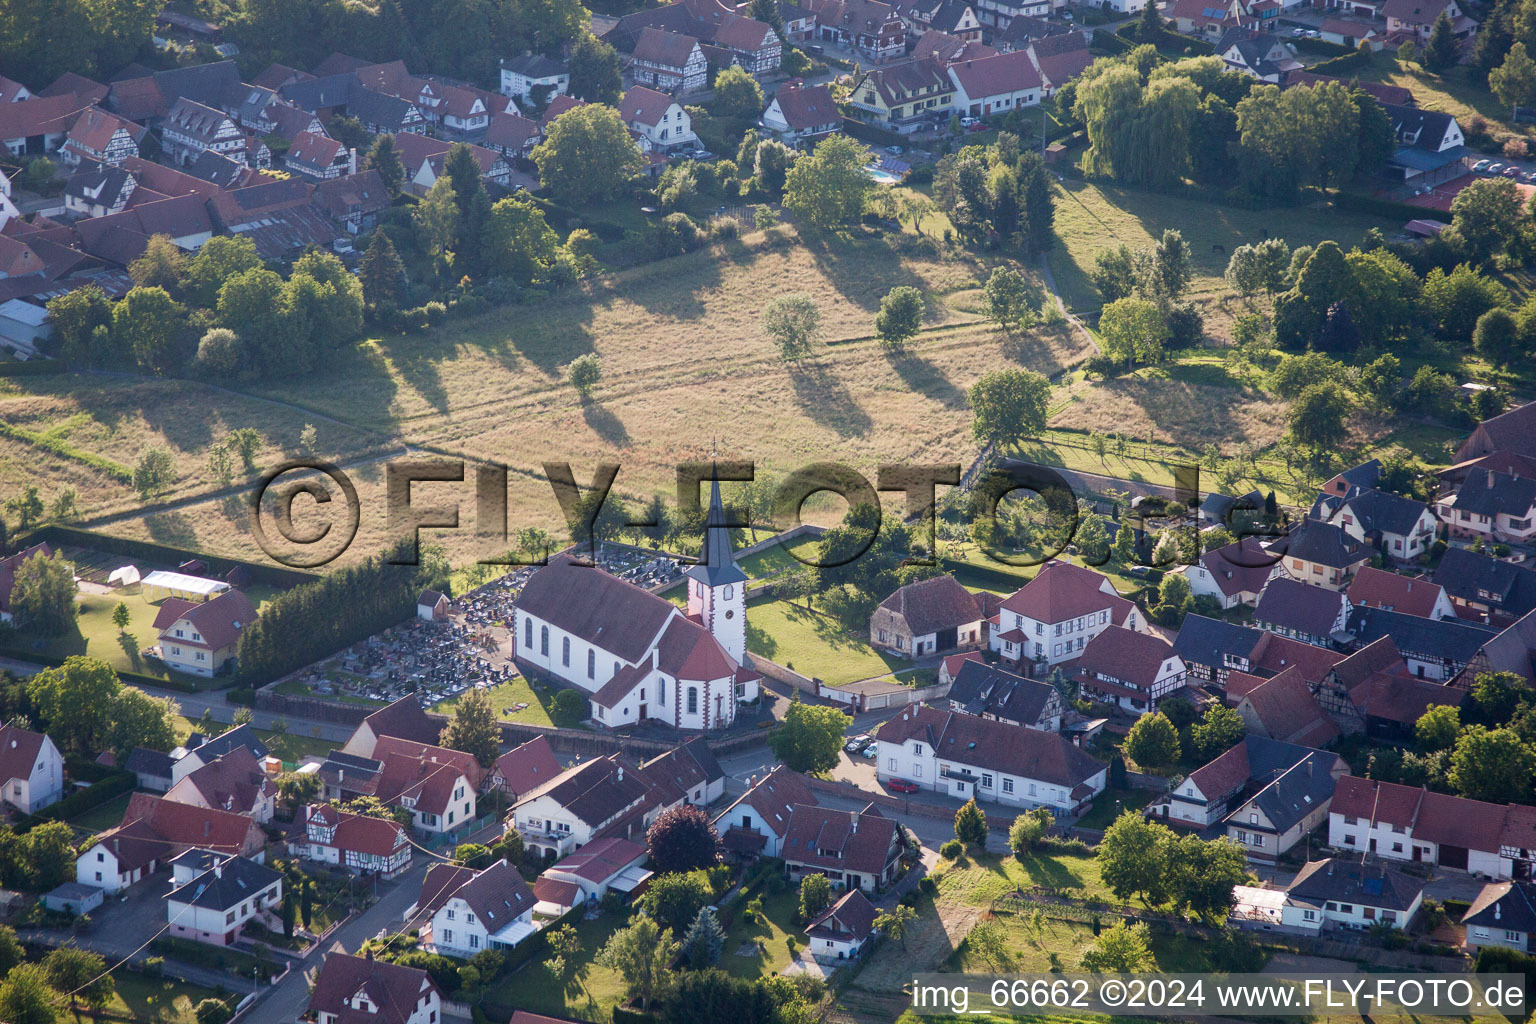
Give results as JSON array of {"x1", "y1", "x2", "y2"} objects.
[
  {"x1": 719, "y1": 889, "x2": 801, "y2": 980},
  {"x1": 108, "y1": 972, "x2": 226, "y2": 1024},
  {"x1": 68, "y1": 790, "x2": 134, "y2": 834},
  {"x1": 933, "y1": 850, "x2": 1115, "y2": 906},
  {"x1": 951, "y1": 907, "x2": 1243, "y2": 975},
  {"x1": 737, "y1": 536, "x2": 825, "y2": 580},
  {"x1": 483, "y1": 912, "x2": 633, "y2": 1023},
  {"x1": 1074, "y1": 786, "x2": 1155, "y2": 831},
  {"x1": 745, "y1": 596, "x2": 905, "y2": 685},
  {"x1": 21, "y1": 583, "x2": 280, "y2": 690},
  {"x1": 430, "y1": 675, "x2": 555, "y2": 729}
]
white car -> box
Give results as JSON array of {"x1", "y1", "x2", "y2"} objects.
[
  {"x1": 960, "y1": 116, "x2": 981, "y2": 127},
  {"x1": 861, "y1": 744, "x2": 878, "y2": 758}
]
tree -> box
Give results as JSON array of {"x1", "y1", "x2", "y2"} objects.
[
  {"x1": 129, "y1": 234, "x2": 186, "y2": 291},
  {"x1": 1423, "y1": 10, "x2": 1460, "y2": 72},
  {"x1": 1008, "y1": 807, "x2": 1053, "y2": 856},
  {"x1": 1287, "y1": 382, "x2": 1353, "y2": 456},
  {"x1": 1450, "y1": 177, "x2": 1524, "y2": 265},
  {"x1": 1098, "y1": 297, "x2": 1168, "y2": 367},
  {"x1": 0, "y1": 925, "x2": 22, "y2": 977},
  {"x1": 438, "y1": 685, "x2": 500, "y2": 767},
  {"x1": 875, "y1": 286, "x2": 925, "y2": 352},
  {"x1": 0, "y1": 964, "x2": 55, "y2": 1024},
  {"x1": 533, "y1": 104, "x2": 644, "y2": 204},
  {"x1": 217, "y1": 268, "x2": 289, "y2": 373},
  {"x1": 647, "y1": 804, "x2": 723, "y2": 873},
  {"x1": 105, "y1": 686, "x2": 179, "y2": 760},
  {"x1": 769, "y1": 699, "x2": 851, "y2": 773},
  {"x1": 712, "y1": 66, "x2": 764, "y2": 119},
  {"x1": 1081, "y1": 920, "x2": 1156, "y2": 972},
  {"x1": 114, "y1": 285, "x2": 186, "y2": 372},
  {"x1": 1474, "y1": 671, "x2": 1532, "y2": 721},
  {"x1": 1164, "y1": 833, "x2": 1250, "y2": 922},
  {"x1": 782, "y1": 134, "x2": 874, "y2": 226},
  {"x1": 1018, "y1": 151, "x2": 1055, "y2": 254},
  {"x1": 287, "y1": 250, "x2": 364, "y2": 367},
  {"x1": 567, "y1": 353, "x2": 602, "y2": 399},
  {"x1": 641, "y1": 870, "x2": 714, "y2": 935},
  {"x1": 1190, "y1": 704, "x2": 1245, "y2": 760},
  {"x1": 1493, "y1": 41, "x2": 1536, "y2": 120},
  {"x1": 969, "y1": 368, "x2": 1051, "y2": 448},
  {"x1": 4, "y1": 486, "x2": 42, "y2": 532},
  {"x1": 1124, "y1": 712, "x2": 1180, "y2": 773},
  {"x1": 550, "y1": 688, "x2": 588, "y2": 724},
  {"x1": 484, "y1": 194, "x2": 559, "y2": 285},
  {"x1": 1474, "y1": 307, "x2": 1523, "y2": 365},
  {"x1": 569, "y1": 33, "x2": 624, "y2": 103},
  {"x1": 43, "y1": 943, "x2": 112, "y2": 1018},
  {"x1": 47, "y1": 285, "x2": 115, "y2": 366},
  {"x1": 1415, "y1": 704, "x2": 1461, "y2": 750},
  {"x1": 1098, "y1": 810, "x2": 1172, "y2": 904},
  {"x1": 366, "y1": 134, "x2": 406, "y2": 196},
  {"x1": 1138, "y1": 0, "x2": 1163, "y2": 38},
  {"x1": 183, "y1": 235, "x2": 262, "y2": 309},
  {"x1": 983, "y1": 267, "x2": 1038, "y2": 334},
  {"x1": 9, "y1": 551, "x2": 77, "y2": 637},
  {"x1": 862, "y1": 905, "x2": 916, "y2": 954},
  {"x1": 282, "y1": 892, "x2": 297, "y2": 938},
  {"x1": 1149, "y1": 228, "x2": 1193, "y2": 300},
  {"x1": 799, "y1": 872, "x2": 833, "y2": 919},
  {"x1": 195, "y1": 328, "x2": 243, "y2": 379},
  {"x1": 683, "y1": 905, "x2": 725, "y2": 968},
  {"x1": 762, "y1": 294, "x2": 822, "y2": 360},
  {"x1": 359, "y1": 230, "x2": 407, "y2": 314},
  {"x1": 195, "y1": 998, "x2": 234, "y2": 1024},
  {"x1": 954, "y1": 797, "x2": 988, "y2": 845},
  {"x1": 1450, "y1": 726, "x2": 1535, "y2": 801},
  {"x1": 597, "y1": 916, "x2": 679, "y2": 1010},
  {"x1": 134, "y1": 446, "x2": 176, "y2": 499},
  {"x1": 227, "y1": 428, "x2": 263, "y2": 471},
  {"x1": 414, "y1": 177, "x2": 459, "y2": 257}
]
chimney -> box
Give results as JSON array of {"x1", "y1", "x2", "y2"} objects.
[
  {"x1": 850, "y1": 810, "x2": 858, "y2": 833},
  {"x1": 204, "y1": 821, "x2": 211, "y2": 837},
  {"x1": 348, "y1": 147, "x2": 358, "y2": 176},
  {"x1": 214, "y1": 863, "x2": 223, "y2": 879},
  {"x1": 1489, "y1": 474, "x2": 1496, "y2": 489}
]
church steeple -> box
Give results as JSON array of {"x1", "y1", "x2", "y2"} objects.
[
  {"x1": 685, "y1": 474, "x2": 747, "y2": 666},
  {"x1": 685, "y1": 475, "x2": 747, "y2": 588}
]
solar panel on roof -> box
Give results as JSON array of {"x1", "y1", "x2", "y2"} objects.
[{"x1": 1363, "y1": 878, "x2": 1383, "y2": 895}]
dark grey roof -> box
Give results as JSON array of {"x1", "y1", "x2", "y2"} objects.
[
  {"x1": 279, "y1": 72, "x2": 358, "y2": 111},
  {"x1": 1467, "y1": 609, "x2": 1536, "y2": 681},
  {"x1": 152, "y1": 60, "x2": 242, "y2": 108},
  {"x1": 1341, "y1": 488, "x2": 1429, "y2": 538},
  {"x1": 1337, "y1": 459, "x2": 1382, "y2": 491},
  {"x1": 346, "y1": 87, "x2": 417, "y2": 129},
  {"x1": 1255, "y1": 578, "x2": 1348, "y2": 638},
  {"x1": 191, "y1": 724, "x2": 268, "y2": 763},
  {"x1": 164, "y1": 855, "x2": 283, "y2": 912},
  {"x1": 685, "y1": 476, "x2": 747, "y2": 588},
  {"x1": 1202, "y1": 489, "x2": 1264, "y2": 521},
  {"x1": 1240, "y1": 749, "x2": 1340, "y2": 834},
  {"x1": 1274, "y1": 520, "x2": 1366, "y2": 570},
  {"x1": 125, "y1": 746, "x2": 174, "y2": 779},
  {"x1": 64, "y1": 165, "x2": 134, "y2": 205},
  {"x1": 454, "y1": 859, "x2": 536, "y2": 932},
  {"x1": 1434, "y1": 548, "x2": 1536, "y2": 619},
  {"x1": 1383, "y1": 102, "x2": 1459, "y2": 151},
  {"x1": 946, "y1": 660, "x2": 1057, "y2": 724},
  {"x1": 501, "y1": 54, "x2": 569, "y2": 77},
  {"x1": 928, "y1": 0, "x2": 974, "y2": 32},
  {"x1": 1453, "y1": 468, "x2": 1536, "y2": 520},
  {"x1": 997, "y1": 14, "x2": 1066, "y2": 46},
  {"x1": 185, "y1": 150, "x2": 247, "y2": 187},
  {"x1": 1464, "y1": 881, "x2": 1536, "y2": 934},
  {"x1": 1287, "y1": 857, "x2": 1423, "y2": 912},
  {"x1": 1173, "y1": 614, "x2": 1264, "y2": 670},
  {"x1": 1347, "y1": 606, "x2": 1495, "y2": 664}
]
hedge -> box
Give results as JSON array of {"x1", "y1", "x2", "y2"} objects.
[
  {"x1": 27, "y1": 770, "x2": 135, "y2": 825},
  {"x1": 0, "y1": 360, "x2": 64, "y2": 377},
  {"x1": 0, "y1": 420, "x2": 132, "y2": 482},
  {"x1": 0, "y1": 643, "x2": 212, "y2": 693},
  {"x1": 24, "y1": 525, "x2": 319, "y2": 591},
  {"x1": 1307, "y1": 47, "x2": 1372, "y2": 75},
  {"x1": 1115, "y1": 24, "x2": 1215, "y2": 55},
  {"x1": 1332, "y1": 191, "x2": 1438, "y2": 221},
  {"x1": 611, "y1": 1008, "x2": 659, "y2": 1024}
]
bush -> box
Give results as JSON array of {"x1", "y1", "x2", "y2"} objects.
[
  {"x1": 710, "y1": 216, "x2": 740, "y2": 239},
  {"x1": 940, "y1": 839, "x2": 963, "y2": 859},
  {"x1": 919, "y1": 876, "x2": 937, "y2": 896},
  {"x1": 551, "y1": 688, "x2": 587, "y2": 724}
]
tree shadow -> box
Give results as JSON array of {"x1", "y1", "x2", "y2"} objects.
[
  {"x1": 746, "y1": 619, "x2": 778, "y2": 660},
  {"x1": 117, "y1": 630, "x2": 144, "y2": 670},
  {"x1": 796, "y1": 227, "x2": 934, "y2": 312},
  {"x1": 786, "y1": 361, "x2": 872, "y2": 438},
  {"x1": 886, "y1": 350, "x2": 968, "y2": 410},
  {"x1": 580, "y1": 401, "x2": 631, "y2": 446},
  {"x1": 145, "y1": 511, "x2": 197, "y2": 549}
]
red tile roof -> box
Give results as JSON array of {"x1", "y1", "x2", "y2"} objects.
[
  {"x1": 781, "y1": 803, "x2": 899, "y2": 876},
  {"x1": 1348, "y1": 567, "x2": 1447, "y2": 619},
  {"x1": 999, "y1": 560, "x2": 1134, "y2": 625},
  {"x1": 485, "y1": 111, "x2": 540, "y2": 152},
  {"x1": 0, "y1": 94, "x2": 94, "y2": 140},
  {"x1": 1333, "y1": 775, "x2": 1509, "y2": 855},
  {"x1": 65, "y1": 107, "x2": 140, "y2": 154},
  {"x1": 0, "y1": 722, "x2": 51, "y2": 784},
  {"x1": 620, "y1": 85, "x2": 679, "y2": 127},
  {"x1": 1248, "y1": 631, "x2": 1344, "y2": 685},
  {"x1": 948, "y1": 49, "x2": 1042, "y2": 99},
  {"x1": 109, "y1": 792, "x2": 264, "y2": 857},
  {"x1": 547, "y1": 836, "x2": 647, "y2": 883},
  {"x1": 302, "y1": 803, "x2": 409, "y2": 857},
  {"x1": 492, "y1": 735, "x2": 561, "y2": 796},
  {"x1": 1239, "y1": 666, "x2": 1340, "y2": 747},
  {"x1": 151, "y1": 588, "x2": 255, "y2": 650},
  {"x1": 307, "y1": 950, "x2": 441, "y2": 1024},
  {"x1": 541, "y1": 94, "x2": 587, "y2": 126},
  {"x1": 1077, "y1": 626, "x2": 1178, "y2": 690},
  {"x1": 170, "y1": 746, "x2": 275, "y2": 813},
  {"x1": 372, "y1": 735, "x2": 484, "y2": 790}
]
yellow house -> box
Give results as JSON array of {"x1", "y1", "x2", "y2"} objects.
[
  {"x1": 849, "y1": 57, "x2": 955, "y2": 131},
  {"x1": 152, "y1": 589, "x2": 256, "y2": 677}
]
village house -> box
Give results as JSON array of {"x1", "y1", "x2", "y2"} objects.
[
  {"x1": 151, "y1": 588, "x2": 256, "y2": 677},
  {"x1": 1022, "y1": 32, "x2": 1094, "y2": 96},
  {"x1": 1271, "y1": 520, "x2": 1369, "y2": 591},
  {"x1": 892, "y1": 0, "x2": 985, "y2": 40},
  {"x1": 848, "y1": 57, "x2": 956, "y2": 131},
  {"x1": 164, "y1": 854, "x2": 283, "y2": 946},
  {"x1": 77, "y1": 793, "x2": 266, "y2": 894},
  {"x1": 438, "y1": 85, "x2": 494, "y2": 134},
  {"x1": 992, "y1": 15, "x2": 1065, "y2": 50},
  {"x1": 313, "y1": 171, "x2": 391, "y2": 234},
  {"x1": 1437, "y1": 466, "x2": 1536, "y2": 545},
  {"x1": 532, "y1": 836, "x2": 651, "y2": 906},
  {"x1": 1220, "y1": 746, "x2": 1343, "y2": 863},
  {"x1": 989, "y1": 560, "x2": 1142, "y2": 669},
  {"x1": 307, "y1": 949, "x2": 443, "y2": 1024},
  {"x1": 1347, "y1": 566, "x2": 1455, "y2": 621},
  {"x1": 0, "y1": 93, "x2": 97, "y2": 158},
  {"x1": 1456, "y1": 609, "x2": 1536, "y2": 687},
  {"x1": 604, "y1": 0, "x2": 783, "y2": 71},
  {"x1": 421, "y1": 859, "x2": 539, "y2": 955},
  {"x1": 1381, "y1": 0, "x2": 1475, "y2": 41},
  {"x1": 161, "y1": 97, "x2": 247, "y2": 166},
  {"x1": 806, "y1": 888, "x2": 879, "y2": 961},
  {"x1": 1215, "y1": 28, "x2": 1300, "y2": 81},
  {"x1": 946, "y1": 49, "x2": 1043, "y2": 117},
  {"x1": 1181, "y1": 537, "x2": 1285, "y2": 610},
  {"x1": 875, "y1": 704, "x2": 1106, "y2": 812},
  {"x1": 1284, "y1": 856, "x2": 1423, "y2": 932},
  {"x1": 633, "y1": 29, "x2": 711, "y2": 94},
  {"x1": 943, "y1": 658, "x2": 1064, "y2": 731},
  {"x1": 1254, "y1": 577, "x2": 1351, "y2": 647},
  {"x1": 1328, "y1": 775, "x2": 1514, "y2": 878},
  {"x1": 394, "y1": 133, "x2": 512, "y2": 194},
  {"x1": 715, "y1": 764, "x2": 819, "y2": 859},
  {"x1": 341, "y1": 695, "x2": 442, "y2": 759},
  {"x1": 507, "y1": 754, "x2": 661, "y2": 859},
  {"x1": 163, "y1": 747, "x2": 277, "y2": 823},
  {"x1": 1347, "y1": 605, "x2": 1494, "y2": 681},
  {"x1": 1383, "y1": 103, "x2": 1466, "y2": 179},
  {"x1": 284, "y1": 130, "x2": 353, "y2": 180},
  {"x1": 1321, "y1": 488, "x2": 1438, "y2": 562},
  {"x1": 803, "y1": 0, "x2": 908, "y2": 61},
  {"x1": 781, "y1": 803, "x2": 905, "y2": 892},
  {"x1": 0, "y1": 721, "x2": 64, "y2": 814},
  {"x1": 618, "y1": 85, "x2": 700, "y2": 152},
  {"x1": 1152, "y1": 734, "x2": 1341, "y2": 836},
  {"x1": 1074, "y1": 625, "x2": 1188, "y2": 713},
  {"x1": 1462, "y1": 881, "x2": 1536, "y2": 954},
  {"x1": 914, "y1": 29, "x2": 999, "y2": 63},
  {"x1": 374, "y1": 745, "x2": 479, "y2": 834},
  {"x1": 1315, "y1": 635, "x2": 1465, "y2": 740},
  {"x1": 290, "y1": 803, "x2": 413, "y2": 879},
  {"x1": 483, "y1": 112, "x2": 542, "y2": 161},
  {"x1": 1434, "y1": 547, "x2": 1536, "y2": 626},
  {"x1": 59, "y1": 107, "x2": 143, "y2": 168},
  {"x1": 487, "y1": 735, "x2": 562, "y2": 799},
  {"x1": 514, "y1": 481, "x2": 758, "y2": 729},
  {"x1": 1234, "y1": 666, "x2": 1340, "y2": 748},
  {"x1": 760, "y1": 83, "x2": 842, "y2": 147},
  {"x1": 641, "y1": 737, "x2": 726, "y2": 806},
  {"x1": 870, "y1": 574, "x2": 992, "y2": 657},
  {"x1": 500, "y1": 54, "x2": 571, "y2": 105},
  {"x1": 171, "y1": 724, "x2": 269, "y2": 784}
]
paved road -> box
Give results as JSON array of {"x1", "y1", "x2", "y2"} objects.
[{"x1": 133, "y1": 683, "x2": 356, "y2": 744}]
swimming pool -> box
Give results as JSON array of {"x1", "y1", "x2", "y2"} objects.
[{"x1": 866, "y1": 165, "x2": 903, "y2": 184}]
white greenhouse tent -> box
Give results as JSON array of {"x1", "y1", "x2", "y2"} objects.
[
  {"x1": 107, "y1": 565, "x2": 141, "y2": 587},
  {"x1": 140, "y1": 570, "x2": 229, "y2": 603}
]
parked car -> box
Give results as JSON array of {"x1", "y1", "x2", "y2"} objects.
[
  {"x1": 960, "y1": 116, "x2": 980, "y2": 127},
  {"x1": 1504, "y1": 165, "x2": 1522, "y2": 178},
  {"x1": 967, "y1": 121, "x2": 988, "y2": 132},
  {"x1": 845, "y1": 734, "x2": 872, "y2": 752},
  {"x1": 1522, "y1": 170, "x2": 1536, "y2": 183},
  {"x1": 807, "y1": 43, "x2": 824, "y2": 54},
  {"x1": 861, "y1": 744, "x2": 878, "y2": 758},
  {"x1": 886, "y1": 144, "x2": 903, "y2": 155},
  {"x1": 887, "y1": 778, "x2": 920, "y2": 793},
  {"x1": 1291, "y1": 26, "x2": 1306, "y2": 35},
  {"x1": 1489, "y1": 162, "x2": 1506, "y2": 175},
  {"x1": 1473, "y1": 158, "x2": 1492, "y2": 173},
  {"x1": 1128, "y1": 565, "x2": 1150, "y2": 578}
]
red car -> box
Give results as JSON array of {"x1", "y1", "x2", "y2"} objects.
[{"x1": 887, "y1": 778, "x2": 920, "y2": 793}]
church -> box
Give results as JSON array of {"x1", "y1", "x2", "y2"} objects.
[{"x1": 512, "y1": 479, "x2": 761, "y2": 730}]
